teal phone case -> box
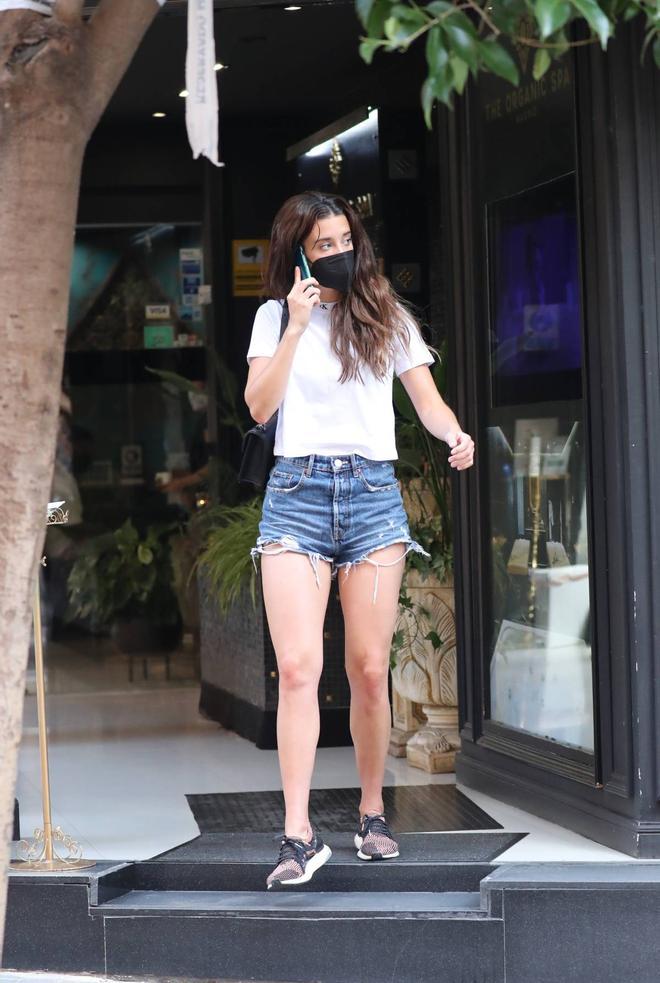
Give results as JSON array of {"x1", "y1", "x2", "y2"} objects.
[{"x1": 295, "y1": 245, "x2": 312, "y2": 280}]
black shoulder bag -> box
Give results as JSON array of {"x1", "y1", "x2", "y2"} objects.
[{"x1": 238, "y1": 300, "x2": 289, "y2": 491}]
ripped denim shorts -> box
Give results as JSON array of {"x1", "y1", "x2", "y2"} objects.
[{"x1": 250, "y1": 453, "x2": 430, "y2": 604}]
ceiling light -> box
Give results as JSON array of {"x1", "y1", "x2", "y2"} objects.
[
  {"x1": 214, "y1": 62, "x2": 228, "y2": 71},
  {"x1": 284, "y1": 5, "x2": 302, "y2": 9},
  {"x1": 305, "y1": 108, "x2": 378, "y2": 158},
  {"x1": 152, "y1": 112, "x2": 166, "y2": 118},
  {"x1": 179, "y1": 89, "x2": 188, "y2": 98}
]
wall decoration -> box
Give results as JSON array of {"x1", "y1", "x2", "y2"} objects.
[
  {"x1": 392, "y1": 262, "x2": 421, "y2": 294},
  {"x1": 179, "y1": 247, "x2": 203, "y2": 322},
  {"x1": 144, "y1": 324, "x2": 175, "y2": 349},
  {"x1": 232, "y1": 239, "x2": 270, "y2": 297},
  {"x1": 146, "y1": 304, "x2": 171, "y2": 320},
  {"x1": 388, "y1": 149, "x2": 418, "y2": 181}
]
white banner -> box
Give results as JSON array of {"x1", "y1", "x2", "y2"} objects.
[
  {"x1": 0, "y1": 1, "x2": 55, "y2": 12},
  {"x1": 185, "y1": 0, "x2": 220, "y2": 167}
]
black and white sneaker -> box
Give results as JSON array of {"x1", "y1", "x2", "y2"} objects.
[
  {"x1": 354, "y1": 813, "x2": 399, "y2": 861},
  {"x1": 266, "y1": 829, "x2": 332, "y2": 889}
]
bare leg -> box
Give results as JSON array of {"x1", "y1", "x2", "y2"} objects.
[
  {"x1": 261, "y1": 548, "x2": 332, "y2": 840},
  {"x1": 338, "y1": 543, "x2": 406, "y2": 817}
]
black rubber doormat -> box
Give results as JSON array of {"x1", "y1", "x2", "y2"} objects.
[{"x1": 186, "y1": 784, "x2": 502, "y2": 833}]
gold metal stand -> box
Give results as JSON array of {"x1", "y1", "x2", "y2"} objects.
[
  {"x1": 526, "y1": 436, "x2": 545, "y2": 625},
  {"x1": 10, "y1": 501, "x2": 95, "y2": 871},
  {"x1": 527, "y1": 472, "x2": 542, "y2": 624}
]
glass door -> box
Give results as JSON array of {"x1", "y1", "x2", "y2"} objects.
[{"x1": 482, "y1": 173, "x2": 594, "y2": 754}]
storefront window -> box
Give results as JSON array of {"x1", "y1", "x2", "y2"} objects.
[
  {"x1": 41, "y1": 223, "x2": 207, "y2": 693},
  {"x1": 484, "y1": 175, "x2": 594, "y2": 752}
]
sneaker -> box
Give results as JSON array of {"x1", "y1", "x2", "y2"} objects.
[
  {"x1": 266, "y1": 829, "x2": 332, "y2": 889},
  {"x1": 354, "y1": 813, "x2": 399, "y2": 861}
]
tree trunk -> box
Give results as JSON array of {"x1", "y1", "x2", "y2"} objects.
[{"x1": 0, "y1": 0, "x2": 162, "y2": 959}]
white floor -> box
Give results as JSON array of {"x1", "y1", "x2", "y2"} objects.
[
  {"x1": 0, "y1": 976, "x2": 140, "y2": 983},
  {"x1": 0, "y1": 975, "x2": 255, "y2": 983},
  {"x1": 11, "y1": 684, "x2": 656, "y2": 866}
]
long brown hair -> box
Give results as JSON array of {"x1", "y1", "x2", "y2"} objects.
[{"x1": 262, "y1": 191, "x2": 419, "y2": 383}]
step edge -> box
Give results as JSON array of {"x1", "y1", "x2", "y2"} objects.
[{"x1": 94, "y1": 888, "x2": 489, "y2": 918}]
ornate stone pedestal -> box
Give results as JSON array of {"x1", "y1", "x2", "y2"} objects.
[
  {"x1": 388, "y1": 688, "x2": 420, "y2": 757},
  {"x1": 406, "y1": 705, "x2": 461, "y2": 773},
  {"x1": 390, "y1": 568, "x2": 459, "y2": 773}
]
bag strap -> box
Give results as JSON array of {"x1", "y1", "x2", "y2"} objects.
[{"x1": 279, "y1": 298, "x2": 289, "y2": 338}]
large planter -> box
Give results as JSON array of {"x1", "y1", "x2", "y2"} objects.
[
  {"x1": 197, "y1": 568, "x2": 351, "y2": 748},
  {"x1": 112, "y1": 615, "x2": 182, "y2": 654},
  {"x1": 390, "y1": 567, "x2": 459, "y2": 772}
]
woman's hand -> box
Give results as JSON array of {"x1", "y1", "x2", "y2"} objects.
[
  {"x1": 286, "y1": 265, "x2": 321, "y2": 332},
  {"x1": 445, "y1": 429, "x2": 475, "y2": 470}
]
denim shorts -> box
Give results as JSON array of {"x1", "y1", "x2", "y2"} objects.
[{"x1": 250, "y1": 453, "x2": 430, "y2": 603}]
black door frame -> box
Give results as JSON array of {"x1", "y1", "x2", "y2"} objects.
[{"x1": 446, "y1": 24, "x2": 660, "y2": 857}]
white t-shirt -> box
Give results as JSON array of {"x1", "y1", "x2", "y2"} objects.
[{"x1": 246, "y1": 299, "x2": 435, "y2": 460}]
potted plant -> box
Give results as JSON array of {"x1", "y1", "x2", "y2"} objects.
[
  {"x1": 389, "y1": 338, "x2": 461, "y2": 773},
  {"x1": 66, "y1": 518, "x2": 183, "y2": 652}
]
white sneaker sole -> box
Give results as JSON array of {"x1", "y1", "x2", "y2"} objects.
[
  {"x1": 354, "y1": 833, "x2": 399, "y2": 861},
  {"x1": 267, "y1": 843, "x2": 332, "y2": 889}
]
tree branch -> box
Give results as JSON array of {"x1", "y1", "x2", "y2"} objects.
[{"x1": 84, "y1": 0, "x2": 162, "y2": 131}]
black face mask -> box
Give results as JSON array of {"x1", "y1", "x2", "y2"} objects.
[{"x1": 309, "y1": 250, "x2": 355, "y2": 294}]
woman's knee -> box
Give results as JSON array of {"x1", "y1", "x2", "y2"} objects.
[
  {"x1": 277, "y1": 648, "x2": 322, "y2": 692},
  {"x1": 347, "y1": 652, "x2": 390, "y2": 701}
]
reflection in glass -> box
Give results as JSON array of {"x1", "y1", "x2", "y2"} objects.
[
  {"x1": 36, "y1": 224, "x2": 206, "y2": 696},
  {"x1": 485, "y1": 175, "x2": 594, "y2": 753},
  {"x1": 487, "y1": 419, "x2": 593, "y2": 751},
  {"x1": 488, "y1": 174, "x2": 582, "y2": 408}
]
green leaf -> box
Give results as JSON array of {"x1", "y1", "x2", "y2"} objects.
[
  {"x1": 384, "y1": 15, "x2": 410, "y2": 44},
  {"x1": 359, "y1": 37, "x2": 382, "y2": 63},
  {"x1": 424, "y1": 629, "x2": 443, "y2": 649},
  {"x1": 478, "y1": 37, "x2": 520, "y2": 84},
  {"x1": 431, "y1": 71, "x2": 455, "y2": 106},
  {"x1": 550, "y1": 28, "x2": 571, "y2": 54},
  {"x1": 137, "y1": 544, "x2": 154, "y2": 565},
  {"x1": 366, "y1": 0, "x2": 392, "y2": 34},
  {"x1": 357, "y1": 0, "x2": 392, "y2": 35},
  {"x1": 426, "y1": 0, "x2": 453, "y2": 14},
  {"x1": 490, "y1": 4, "x2": 523, "y2": 32},
  {"x1": 390, "y1": 2, "x2": 427, "y2": 27},
  {"x1": 422, "y1": 79, "x2": 435, "y2": 130},
  {"x1": 450, "y1": 54, "x2": 469, "y2": 93},
  {"x1": 356, "y1": 0, "x2": 377, "y2": 26},
  {"x1": 144, "y1": 366, "x2": 197, "y2": 394},
  {"x1": 570, "y1": 0, "x2": 612, "y2": 47},
  {"x1": 441, "y1": 7, "x2": 479, "y2": 38},
  {"x1": 421, "y1": 78, "x2": 436, "y2": 128},
  {"x1": 533, "y1": 46, "x2": 552, "y2": 78},
  {"x1": 441, "y1": 21, "x2": 479, "y2": 71},
  {"x1": 425, "y1": 24, "x2": 449, "y2": 74},
  {"x1": 534, "y1": 0, "x2": 572, "y2": 38}
]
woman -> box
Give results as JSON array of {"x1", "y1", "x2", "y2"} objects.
[{"x1": 245, "y1": 191, "x2": 475, "y2": 890}]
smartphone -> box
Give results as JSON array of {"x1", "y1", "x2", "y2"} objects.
[{"x1": 295, "y1": 244, "x2": 312, "y2": 280}]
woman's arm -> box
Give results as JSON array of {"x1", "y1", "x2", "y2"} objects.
[
  {"x1": 244, "y1": 331, "x2": 303, "y2": 424},
  {"x1": 244, "y1": 269, "x2": 321, "y2": 423},
  {"x1": 399, "y1": 364, "x2": 475, "y2": 471}
]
